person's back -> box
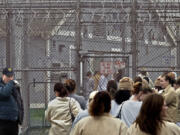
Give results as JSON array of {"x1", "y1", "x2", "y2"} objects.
[
  {"x1": 72, "y1": 91, "x2": 98, "y2": 128},
  {"x1": 85, "y1": 71, "x2": 94, "y2": 99},
  {"x1": 65, "y1": 79, "x2": 86, "y2": 110},
  {"x1": 127, "y1": 121, "x2": 180, "y2": 135},
  {"x1": 120, "y1": 100, "x2": 142, "y2": 127},
  {"x1": 118, "y1": 82, "x2": 143, "y2": 127},
  {"x1": 127, "y1": 94, "x2": 180, "y2": 135},
  {"x1": 69, "y1": 93, "x2": 86, "y2": 110},
  {"x1": 111, "y1": 77, "x2": 132, "y2": 117},
  {"x1": 110, "y1": 90, "x2": 131, "y2": 117},
  {"x1": 46, "y1": 97, "x2": 80, "y2": 135},
  {"x1": 70, "y1": 91, "x2": 127, "y2": 135},
  {"x1": 72, "y1": 114, "x2": 127, "y2": 135},
  {"x1": 45, "y1": 83, "x2": 81, "y2": 135}
]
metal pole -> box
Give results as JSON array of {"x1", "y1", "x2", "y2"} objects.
[
  {"x1": 131, "y1": 0, "x2": 137, "y2": 79},
  {"x1": 21, "y1": 13, "x2": 30, "y2": 134},
  {"x1": 6, "y1": 10, "x2": 11, "y2": 67},
  {"x1": 177, "y1": 25, "x2": 180, "y2": 75},
  {"x1": 75, "y1": 0, "x2": 82, "y2": 93}
]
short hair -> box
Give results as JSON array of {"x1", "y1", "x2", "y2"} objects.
[
  {"x1": 54, "y1": 83, "x2": 68, "y2": 97},
  {"x1": 64, "y1": 79, "x2": 76, "y2": 93},
  {"x1": 86, "y1": 71, "x2": 92, "y2": 76},
  {"x1": 114, "y1": 90, "x2": 131, "y2": 105},
  {"x1": 89, "y1": 91, "x2": 111, "y2": 116},
  {"x1": 135, "y1": 93, "x2": 164, "y2": 135},
  {"x1": 161, "y1": 73, "x2": 175, "y2": 86}
]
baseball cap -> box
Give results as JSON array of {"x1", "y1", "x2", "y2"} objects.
[{"x1": 2, "y1": 67, "x2": 14, "y2": 77}]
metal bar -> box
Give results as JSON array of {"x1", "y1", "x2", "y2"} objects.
[
  {"x1": 83, "y1": 56, "x2": 129, "y2": 58},
  {"x1": 0, "y1": 2, "x2": 179, "y2": 9},
  {"x1": 138, "y1": 66, "x2": 180, "y2": 68},
  {"x1": 177, "y1": 25, "x2": 180, "y2": 71},
  {"x1": 6, "y1": 10, "x2": 11, "y2": 67},
  {"x1": 131, "y1": 0, "x2": 138, "y2": 78},
  {"x1": 137, "y1": 70, "x2": 180, "y2": 72},
  {"x1": 75, "y1": 0, "x2": 82, "y2": 92},
  {"x1": 0, "y1": 68, "x2": 76, "y2": 72}
]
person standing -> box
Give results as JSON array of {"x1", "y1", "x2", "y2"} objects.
[
  {"x1": 175, "y1": 76, "x2": 180, "y2": 126},
  {"x1": 0, "y1": 67, "x2": 24, "y2": 135},
  {"x1": 127, "y1": 94, "x2": 180, "y2": 135},
  {"x1": 65, "y1": 79, "x2": 86, "y2": 110},
  {"x1": 85, "y1": 71, "x2": 94, "y2": 100},
  {"x1": 97, "y1": 73, "x2": 108, "y2": 91},
  {"x1": 114, "y1": 69, "x2": 123, "y2": 83},
  {"x1": 92, "y1": 71, "x2": 101, "y2": 91},
  {"x1": 160, "y1": 73, "x2": 177, "y2": 123},
  {"x1": 118, "y1": 82, "x2": 143, "y2": 127},
  {"x1": 71, "y1": 91, "x2": 127, "y2": 135},
  {"x1": 45, "y1": 83, "x2": 81, "y2": 135},
  {"x1": 138, "y1": 70, "x2": 154, "y2": 88}
]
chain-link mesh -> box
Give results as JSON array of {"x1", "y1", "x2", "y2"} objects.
[{"x1": 0, "y1": 0, "x2": 180, "y2": 134}]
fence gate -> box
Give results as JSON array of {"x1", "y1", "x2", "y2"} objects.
[{"x1": 82, "y1": 54, "x2": 129, "y2": 93}]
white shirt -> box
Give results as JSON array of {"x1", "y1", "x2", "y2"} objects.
[{"x1": 97, "y1": 75, "x2": 108, "y2": 91}]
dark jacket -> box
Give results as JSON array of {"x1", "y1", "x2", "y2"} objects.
[
  {"x1": 0, "y1": 78, "x2": 18, "y2": 122},
  {"x1": 12, "y1": 85, "x2": 24, "y2": 125},
  {"x1": 0, "y1": 78, "x2": 24, "y2": 125}
]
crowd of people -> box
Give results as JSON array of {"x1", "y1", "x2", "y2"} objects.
[
  {"x1": 1, "y1": 67, "x2": 180, "y2": 135},
  {"x1": 45, "y1": 70, "x2": 180, "y2": 135}
]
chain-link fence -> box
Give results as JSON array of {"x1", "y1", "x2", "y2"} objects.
[{"x1": 0, "y1": 0, "x2": 180, "y2": 134}]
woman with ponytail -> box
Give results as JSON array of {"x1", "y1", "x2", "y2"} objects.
[
  {"x1": 45, "y1": 83, "x2": 81, "y2": 135},
  {"x1": 117, "y1": 82, "x2": 143, "y2": 127},
  {"x1": 71, "y1": 91, "x2": 127, "y2": 135}
]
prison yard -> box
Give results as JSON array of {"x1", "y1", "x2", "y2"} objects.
[{"x1": 0, "y1": 0, "x2": 180, "y2": 135}]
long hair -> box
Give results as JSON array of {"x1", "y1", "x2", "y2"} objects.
[
  {"x1": 89, "y1": 91, "x2": 111, "y2": 116},
  {"x1": 135, "y1": 93, "x2": 164, "y2": 135}
]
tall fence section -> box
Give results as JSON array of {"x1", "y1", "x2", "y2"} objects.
[{"x1": 0, "y1": 0, "x2": 180, "y2": 134}]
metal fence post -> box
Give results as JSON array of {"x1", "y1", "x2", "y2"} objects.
[
  {"x1": 131, "y1": 0, "x2": 137, "y2": 79},
  {"x1": 75, "y1": 0, "x2": 82, "y2": 93},
  {"x1": 177, "y1": 25, "x2": 180, "y2": 75},
  {"x1": 6, "y1": 9, "x2": 11, "y2": 67}
]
